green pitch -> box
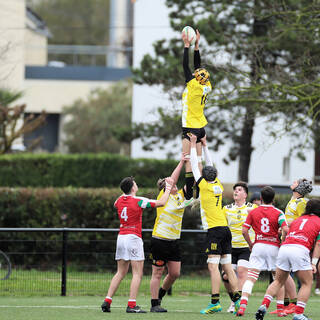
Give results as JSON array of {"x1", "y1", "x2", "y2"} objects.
[{"x1": 1, "y1": 295, "x2": 319, "y2": 320}]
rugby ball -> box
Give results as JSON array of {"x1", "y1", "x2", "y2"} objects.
[{"x1": 182, "y1": 26, "x2": 196, "y2": 45}]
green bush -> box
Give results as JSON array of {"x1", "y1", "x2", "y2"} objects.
[
  {"x1": 0, "y1": 187, "x2": 292, "y2": 271},
  {"x1": 0, "y1": 153, "x2": 178, "y2": 188}
]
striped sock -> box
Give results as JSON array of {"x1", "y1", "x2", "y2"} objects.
[
  {"x1": 262, "y1": 294, "x2": 273, "y2": 308},
  {"x1": 128, "y1": 299, "x2": 136, "y2": 308},
  {"x1": 295, "y1": 301, "x2": 306, "y2": 315},
  {"x1": 104, "y1": 296, "x2": 112, "y2": 304}
]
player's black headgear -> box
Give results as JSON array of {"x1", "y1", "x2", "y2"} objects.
[
  {"x1": 202, "y1": 166, "x2": 217, "y2": 182},
  {"x1": 293, "y1": 178, "x2": 313, "y2": 196}
]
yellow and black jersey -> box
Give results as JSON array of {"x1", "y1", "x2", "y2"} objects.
[
  {"x1": 285, "y1": 197, "x2": 308, "y2": 225},
  {"x1": 182, "y1": 78, "x2": 212, "y2": 128},
  {"x1": 152, "y1": 189, "x2": 185, "y2": 240},
  {"x1": 223, "y1": 202, "x2": 257, "y2": 248},
  {"x1": 197, "y1": 177, "x2": 227, "y2": 229}
]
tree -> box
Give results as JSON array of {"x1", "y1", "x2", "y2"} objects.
[
  {"x1": 133, "y1": 0, "x2": 320, "y2": 182},
  {"x1": 62, "y1": 81, "x2": 132, "y2": 154},
  {"x1": 0, "y1": 89, "x2": 46, "y2": 154}
]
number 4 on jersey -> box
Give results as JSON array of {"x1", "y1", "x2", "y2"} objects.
[{"x1": 121, "y1": 207, "x2": 128, "y2": 221}]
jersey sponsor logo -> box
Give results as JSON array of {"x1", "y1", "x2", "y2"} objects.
[
  {"x1": 287, "y1": 231, "x2": 308, "y2": 242},
  {"x1": 256, "y1": 234, "x2": 277, "y2": 242}
]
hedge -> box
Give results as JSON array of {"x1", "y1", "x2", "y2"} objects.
[
  {"x1": 0, "y1": 187, "x2": 292, "y2": 270},
  {"x1": 0, "y1": 153, "x2": 178, "y2": 188}
]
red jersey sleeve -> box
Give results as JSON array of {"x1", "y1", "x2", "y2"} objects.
[{"x1": 243, "y1": 211, "x2": 253, "y2": 229}]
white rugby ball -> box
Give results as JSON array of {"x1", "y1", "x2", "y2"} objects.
[{"x1": 182, "y1": 26, "x2": 196, "y2": 45}]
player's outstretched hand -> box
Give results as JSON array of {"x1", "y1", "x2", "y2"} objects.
[
  {"x1": 182, "y1": 32, "x2": 192, "y2": 48},
  {"x1": 188, "y1": 133, "x2": 197, "y2": 145},
  {"x1": 165, "y1": 176, "x2": 174, "y2": 187},
  {"x1": 181, "y1": 152, "x2": 190, "y2": 162},
  {"x1": 200, "y1": 135, "x2": 207, "y2": 146},
  {"x1": 195, "y1": 29, "x2": 200, "y2": 48}
]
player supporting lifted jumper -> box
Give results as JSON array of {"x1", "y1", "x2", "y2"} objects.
[
  {"x1": 222, "y1": 182, "x2": 257, "y2": 313},
  {"x1": 150, "y1": 153, "x2": 191, "y2": 312},
  {"x1": 255, "y1": 199, "x2": 320, "y2": 320},
  {"x1": 236, "y1": 186, "x2": 289, "y2": 317},
  {"x1": 181, "y1": 29, "x2": 212, "y2": 201},
  {"x1": 188, "y1": 134, "x2": 241, "y2": 314},
  {"x1": 101, "y1": 176, "x2": 174, "y2": 313}
]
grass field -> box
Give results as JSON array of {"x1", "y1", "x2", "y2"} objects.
[{"x1": 1, "y1": 295, "x2": 320, "y2": 320}]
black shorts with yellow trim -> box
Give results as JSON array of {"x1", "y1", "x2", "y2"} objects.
[
  {"x1": 182, "y1": 127, "x2": 206, "y2": 143},
  {"x1": 149, "y1": 237, "x2": 181, "y2": 267},
  {"x1": 231, "y1": 247, "x2": 251, "y2": 265},
  {"x1": 204, "y1": 226, "x2": 232, "y2": 255}
]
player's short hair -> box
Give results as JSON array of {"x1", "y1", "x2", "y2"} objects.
[
  {"x1": 233, "y1": 181, "x2": 248, "y2": 195},
  {"x1": 202, "y1": 166, "x2": 217, "y2": 182},
  {"x1": 260, "y1": 186, "x2": 275, "y2": 204},
  {"x1": 304, "y1": 198, "x2": 320, "y2": 217},
  {"x1": 157, "y1": 178, "x2": 166, "y2": 191},
  {"x1": 293, "y1": 178, "x2": 313, "y2": 196},
  {"x1": 120, "y1": 176, "x2": 134, "y2": 195},
  {"x1": 194, "y1": 68, "x2": 210, "y2": 85},
  {"x1": 250, "y1": 192, "x2": 261, "y2": 202}
]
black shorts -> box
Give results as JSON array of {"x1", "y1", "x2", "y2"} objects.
[
  {"x1": 150, "y1": 237, "x2": 181, "y2": 267},
  {"x1": 231, "y1": 247, "x2": 251, "y2": 265},
  {"x1": 204, "y1": 226, "x2": 232, "y2": 255},
  {"x1": 182, "y1": 127, "x2": 206, "y2": 143}
]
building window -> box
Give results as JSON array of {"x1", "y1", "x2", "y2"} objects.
[
  {"x1": 282, "y1": 156, "x2": 290, "y2": 181},
  {"x1": 24, "y1": 113, "x2": 60, "y2": 152}
]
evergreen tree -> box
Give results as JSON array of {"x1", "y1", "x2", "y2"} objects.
[{"x1": 133, "y1": 0, "x2": 320, "y2": 181}]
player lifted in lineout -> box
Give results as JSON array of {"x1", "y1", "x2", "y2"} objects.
[{"x1": 181, "y1": 28, "x2": 212, "y2": 203}]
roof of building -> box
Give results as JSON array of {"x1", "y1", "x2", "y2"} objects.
[{"x1": 26, "y1": 6, "x2": 51, "y2": 38}]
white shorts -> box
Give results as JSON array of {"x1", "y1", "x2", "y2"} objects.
[
  {"x1": 276, "y1": 244, "x2": 312, "y2": 272},
  {"x1": 115, "y1": 234, "x2": 145, "y2": 261},
  {"x1": 249, "y1": 243, "x2": 279, "y2": 271}
]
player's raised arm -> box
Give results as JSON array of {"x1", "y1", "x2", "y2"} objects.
[
  {"x1": 194, "y1": 29, "x2": 201, "y2": 69},
  {"x1": 200, "y1": 135, "x2": 213, "y2": 166},
  {"x1": 189, "y1": 134, "x2": 201, "y2": 182},
  {"x1": 170, "y1": 153, "x2": 188, "y2": 186},
  {"x1": 154, "y1": 177, "x2": 174, "y2": 207},
  {"x1": 182, "y1": 32, "x2": 193, "y2": 82}
]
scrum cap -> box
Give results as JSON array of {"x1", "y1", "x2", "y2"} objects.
[
  {"x1": 194, "y1": 68, "x2": 210, "y2": 85},
  {"x1": 202, "y1": 166, "x2": 217, "y2": 182},
  {"x1": 294, "y1": 179, "x2": 313, "y2": 196}
]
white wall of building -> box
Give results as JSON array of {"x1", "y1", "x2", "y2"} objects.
[
  {"x1": 0, "y1": 0, "x2": 25, "y2": 90},
  {"x1": 131, "y1": 0, "x2": 315, "y2": 185}
]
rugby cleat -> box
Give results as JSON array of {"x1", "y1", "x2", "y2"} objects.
[
  {"x1": 236, "y1": 306, "x2": 246, "y2": 316},
  {"x1": 101, "y1": 301, "x2": 111, "y2": 312},
  {"x1": 292, "y1": 314, "x2": 312, "y2": 320},
  {"x1": 126, "y1": 305, "x2": 147, "y2": 313},
  {"x1": 200, "y1": 302, "x2": 222, "y2": 314},
  {"x1": 255, "y1": 304, "x2": 267, "y2": 320},
  {"x1": 227, "y1": 301, "x2": 235, "y2": 313},
  {"x1": 234, "y1": 298, "x2": 241, "y2": 314},
  {"x1": 284, "y1": 303, "x2": 296, "y2": 315},
  {"x1": 150, "y1": 305, "x2": 167, "y2": 312}
]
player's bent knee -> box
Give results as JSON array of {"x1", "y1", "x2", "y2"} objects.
[{"x1": 220, "y1": 254, "x2": 232, "y2": 265}]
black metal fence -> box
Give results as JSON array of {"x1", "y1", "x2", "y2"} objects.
[{"x1": 0, "y1": 228, "x2": 220, "y2": 296}]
